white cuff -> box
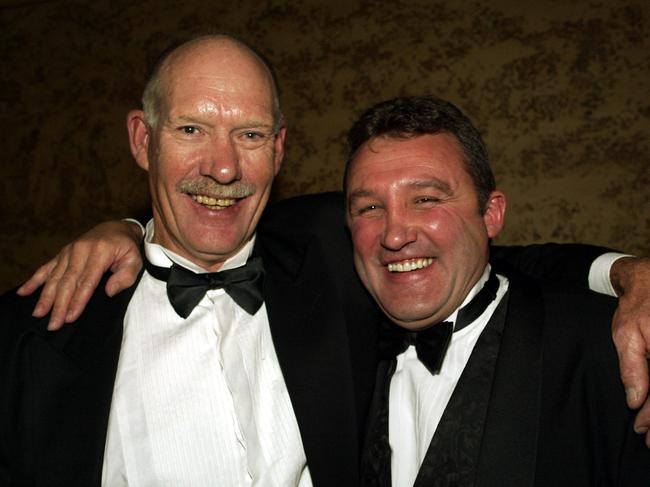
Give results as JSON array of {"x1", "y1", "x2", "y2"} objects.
[
  {"x1": 122, "y1": 218, "x2": 146, "y2": 238},
  {"x1": 588, "y1": 252, "x2": 633, "y2": 297}
]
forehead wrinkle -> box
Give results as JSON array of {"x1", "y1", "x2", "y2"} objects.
[
  {"x1": 166, "y1": 97, "x2": 275, "y2": 126},
  {"x1": 182, "y1": 73, "x2": 272, "y2": 96},
  {"x1": 160, "y1": 49, "x2": 276, "y2": 117},
  {"x1": 168, "y1": 82, "x2": 272, "y2": 109}
]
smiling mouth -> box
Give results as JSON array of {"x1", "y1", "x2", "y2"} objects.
[
  {"x1": 191, "y1": 194, "x2": 238, "y2": 210},
  {"x1": 387, "y1": 258, "x2": 434, "y2": 273}
]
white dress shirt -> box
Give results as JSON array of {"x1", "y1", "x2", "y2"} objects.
[
  {"x1": 389, "y1": 265, "x2": 509, "y2": 487},
  {"x1": 102, "y1": 221, "x2": 312, "y2": 487},
  {"x1": 387, "y1": 254, "x2": 626, "y2": 487}
]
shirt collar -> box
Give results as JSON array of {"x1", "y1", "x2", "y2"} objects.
[
  {"x1": 443, "y1": 264, "x2": 492, "y2": 325},
  {"x1": 143, "y1": 219, "x2": 256, "y2": 273}
]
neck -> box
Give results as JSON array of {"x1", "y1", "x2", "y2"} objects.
[{"x1": 144, "y1": 219, "x2": 255, "y2": 272}]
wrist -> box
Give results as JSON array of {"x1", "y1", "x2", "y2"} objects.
[
  {"x1": 122, "y1": 218, "x2": 145, "y2": 242},
  {"x1": 610, "y1": 256, "x2": 640, "y2": 297}
]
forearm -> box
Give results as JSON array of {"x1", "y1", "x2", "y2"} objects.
[{"x1": 490, "y1": 242, "x2": 612, "y2": 288}]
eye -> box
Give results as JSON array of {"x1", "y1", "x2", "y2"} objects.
[
  {"x1": 359, "y1": 204, "x2": 378, "y2": 214},
  {"x1": 236, "y1": 130, "x2": 271, "y2": 148},
  {"x1": 239, "y1": 131, "x2": 271, "y2": 145},
  {"x1": 350, "y1": 203, "x2": 383, "y2": 218},
  {"x1": 415, "y1": 196, "x2": 441, "y2": 205},
  {"x1": 178, "y1": 126, "x2": 200, "y2": 135}
]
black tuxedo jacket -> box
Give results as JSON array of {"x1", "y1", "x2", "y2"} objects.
[
  {"x1": 0, "y1": 192, "x2": 613, "y2": 486},
  {"x1": 402, "y1": 272, "x2": 650, "y2": 486},
  {"x1": 0, "y1": 193, "x2": 382, "y2": 487}
]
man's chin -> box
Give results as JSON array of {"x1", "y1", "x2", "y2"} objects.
[
  {"x1": 173, "y1": 232, "x2": 250, "y2": 267},
  {"x1": 380, "y1": 305, "x2": 443, "y2": 331}
]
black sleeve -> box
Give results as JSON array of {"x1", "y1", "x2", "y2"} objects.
[{"x1": 490, "y1": 243, "x2": 613, "y2": 289}]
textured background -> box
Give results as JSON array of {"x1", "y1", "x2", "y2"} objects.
[{"x1": 1, "y1": 0, "x2": 649, "y2": 293}]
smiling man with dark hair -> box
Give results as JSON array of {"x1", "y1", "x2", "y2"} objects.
[{"x1": 344, "y1": 95, "x2": 650, "y2": 486}]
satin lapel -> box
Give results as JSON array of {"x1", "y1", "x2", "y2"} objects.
[
  {"x1": 413, "y1": 297, "x2": 507, "y2": 487},
  {"x1": 260, "y1": 238, "x2": 365, "y2": 487},
  {"x1": 477, "y1": 277, "x2": 543, "y2": 487},
  {"x1": 33, "y1": 276, "x2": 139, "y2": 486}
]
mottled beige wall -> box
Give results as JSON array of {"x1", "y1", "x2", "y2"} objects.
[{"x1": 1, "y1": 0, "x2": 648, "y2": 292}]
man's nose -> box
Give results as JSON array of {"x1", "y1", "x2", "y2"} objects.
[
  {"x1": 200, "y1": 136, "x2": 241, "y2": 184},
  {"x1": 381, "y1": 209, "x2": 417, "y2": 251}
]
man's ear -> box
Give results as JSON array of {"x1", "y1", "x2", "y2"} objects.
[
  {"x1": 272, "y1": 125, "x2": 287, "y2": 176},
  {"x1": 127, "y1": 110, "x2": 151, "y2": 171},
  {"x1": 483, "y1": 190, "x2": 507, "y2": 238}
]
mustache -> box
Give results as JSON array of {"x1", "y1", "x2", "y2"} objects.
[{"x1": 177, "y1": 178, "x2": 256, "y2": 199}]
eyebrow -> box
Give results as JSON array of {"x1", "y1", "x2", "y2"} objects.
[
  {"x1": 348, "y1": 177, "x2": 453, "y2": 201},
  {"x1": 410, "y1": 178, "x2": 453, "y2": 195},
  {"x1": 176, "y1": 115, "x2": 205, "y2": 124},
  {"x1": 172, "y1": 115, "x2": 275, "y2": 130},
  {"x1": 347, "y1": 188, "x2": 374, "y2": 201}
]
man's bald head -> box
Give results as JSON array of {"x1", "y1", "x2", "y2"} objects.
[{"x1": 141, "y1": 34, "x2": 282, "y2": 131}]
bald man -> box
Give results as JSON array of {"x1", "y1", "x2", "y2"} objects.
[{"x1": 0, "y1": 35, "x2": 381, "y2": 486}]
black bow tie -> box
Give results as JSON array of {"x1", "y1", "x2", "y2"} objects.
[
  {"x1": 378, "y1": 271, "x2": 499, "y2": 375},
  {"x1": 144, "y1": 256, "x2": 265, "y2": 319}
]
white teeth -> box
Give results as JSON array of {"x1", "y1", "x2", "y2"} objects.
[
  {"x1": 191, "y1": 194, "x2": 236, "y2": 209},
  {"x1": 387, "y1": 258, "x2": 433, "y2": 273}
]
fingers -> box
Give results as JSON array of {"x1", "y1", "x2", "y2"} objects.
[
  {"x1": 47, "y1": 224, "x2": 145, "y2": 328},
  {"x1": 33, "y1": 248, "x2": 74, "y2": 325},
  {"x1": 609, "y1": 256, "x2": 650, "y2": 446},
  {"x1": 634, "y1": 397, "x2": 650, "y2": 443},
  {"x1": 620, "y1": 349, "x2": 650, "y2": 410},
  {"x1": 611, "y1": 306, "x2": 650, "y2": 447},
  {"x1": 42, "y1": 242, "x2": 93, "y2": 330},
  {"x1": 613, "y1": 310, "x2": 650, "y2": 409},
  {"x1": 16, "y1": 260, "x2": 58, "y2": 298},
  {"x1": 105, "y1": 252, "x2": 142, "y2": 297},
  {"x1": 15, "y1": 220, "x2": 145, "y2": 331},
  {"x1": 60, "y1": 265, "x2": 106, "y2": 326},
  {"x1": 23, "y1": 241, "x2": 98, "y2": 330},
  {"x1": 47, "y1": 239, "x2": 129, "y2": 329}
]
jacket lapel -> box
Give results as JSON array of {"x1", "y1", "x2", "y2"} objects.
[
  {"x1": 259, "y1": 232, "x2": 377, "y2": 487},
  {"x1": 476, "y1": 276, "x2": 543, "y2": 487},
  {"x1": 33, "y1": 276, "x2": 138, "y2": 486},
  {"x1": 414, "y1": 295, "x2": 508, "y2": 487}
]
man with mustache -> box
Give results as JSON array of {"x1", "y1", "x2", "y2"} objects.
[
  {"x1": 1, "y1": 34, "x2": 377, "y2": 486},
  {"x1": 4, "y1": 35, "x2": 650, "y2": 486}
]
